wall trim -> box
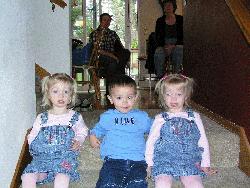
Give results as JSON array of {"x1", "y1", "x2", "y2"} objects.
[
  {"x1": 225, "y1": 0, "x2": 250, "y2": 44},
  {"x1": 239, "y1": 127, "x2": 250, "y2": 176}
]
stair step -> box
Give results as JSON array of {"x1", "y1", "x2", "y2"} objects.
[
  {"x1": 201, "y1": 115, "x2": 240, "y2": 167},
  {"x1": 36, "y1": 167, "x2": 250, "y2": 188},
  {"x1": 20, "y1": 110, "x2": 250, "y2": 188}
]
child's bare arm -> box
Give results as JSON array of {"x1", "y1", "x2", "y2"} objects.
[{"x1": 89, "y1": 134, "x2": 101, "y2": 148}]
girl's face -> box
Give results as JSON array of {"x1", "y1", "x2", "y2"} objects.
[
  {"x1": 108, "y1": 86, "x2": 137, "y2": 113},
  {"x1": 164, "y1": 83, "x2": 186, "y2": 113},
  {"x1": 48, "y1": 81, "x2": 72, "y2": 111},
  {"x1": 164, "y1": 2, "x2": 174, "y2": 14}
]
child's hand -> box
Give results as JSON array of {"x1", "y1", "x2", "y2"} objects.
[
  {"x1": 71, "y1": 139, "x2": 81, "y2": 151},
  {"x1": 201, "y1": 167, "x2": 218, "y2": 175},
  {"x1": 146, "y1": 166, "x2": 152, "y2": 180},
  {"x1": 195, "y1": 163, "x2": 218, "y2": 175},
  {"x1": 89, "y1": 135, "x2": 101, "y2": 148}
]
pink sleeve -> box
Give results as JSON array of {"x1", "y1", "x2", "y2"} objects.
[
  {"x1": 72, "y1": 114, "x2": 89, "y2": 145},
  {"x1": 27, "y1": 115, "x2": 42, "y2": 145},
  {"x1": 194, "y1": 112, "x2": 211, "y2": 167},
  {"x1": 145, "y1": 114, "x2": 165, "y2": 166}
]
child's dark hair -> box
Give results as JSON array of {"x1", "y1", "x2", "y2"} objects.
[
  {"x1": 108, "y1": 75, "x2": 137, "y2": 94},
  {"x1": 100, "y1": 13, "x2": 112, "y2": 22}
]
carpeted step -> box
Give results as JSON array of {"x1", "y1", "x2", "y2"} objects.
[
  {"x1": 42, "y1": 140, "x2": 247, "y2": 188},
  {"x1": 22, "y1": 110, "x2": 250, "y2": 187},
  {"x1": 200, "y1": 114, "x2": 240, "y2": 168},
  {"x1": 74, "y1": 142, "x2": 249, "y2": 188},
  {"x1": 81, "y1": 110, "x2": 240, "y2": 168}
]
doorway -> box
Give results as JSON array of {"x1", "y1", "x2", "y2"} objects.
[{"x1": 72, "y1": 0, "x2": 139, "y2": 79}]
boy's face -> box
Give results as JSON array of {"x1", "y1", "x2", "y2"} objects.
[{"x1": 108, "y1": 85, "x2": 138, "y2": 113}]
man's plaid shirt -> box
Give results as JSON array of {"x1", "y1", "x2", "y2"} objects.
[{"x1": 89, "y1": 27, "x2": 120, "y2": 53}]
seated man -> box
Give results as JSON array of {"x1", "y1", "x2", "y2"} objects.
[{"x1": 89, "y1": 13, "x2": 130, "y2": 94}]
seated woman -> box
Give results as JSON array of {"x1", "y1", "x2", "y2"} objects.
[{"x1": 154, "y1": 0, "x2": 183, "y2": 78}]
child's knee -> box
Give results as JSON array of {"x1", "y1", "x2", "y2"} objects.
[
  {"x1": 180, "y1": 175, "x2": 204, "y2": 188},
  {"x1": 54, "y1": 173, "x2": 70, "y2": 188},
  {"x1": 37, "y1": 173, "x2": 47, "y2": 181},
  {"x1": 21, "y1": 173, "x2": 36, "y2": 181},
  {"x1": 21, "y1": 173, "x2": 39, "y2": 187},
  {"x1": 155, "y1": 175, "x2": 172, "y2": 188},
  {"x1": 55, "y1": 173, "x2": 70, "y2": 180},
  {"x1": 21, "y1": 172, "x2": 47, "y2": 183}
]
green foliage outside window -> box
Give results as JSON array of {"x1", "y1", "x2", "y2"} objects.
[
  {"x1": 71, "y1": 0, "x2": 138, "y2": 48},
  {"x1": 131, "y1": 39, "x2": 138, "y2": 49}
]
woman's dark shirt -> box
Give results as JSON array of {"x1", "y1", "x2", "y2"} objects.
[{"x1": 155, "y1": 14, "x2": 183, "y2": 47}]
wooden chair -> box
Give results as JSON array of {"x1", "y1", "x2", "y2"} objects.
[
  {"x1": 72, "y1": 41, "x2": 103, "y2": 109},
  {"x1": 165, "y1": 54, "x2": 183, "y2": 74},
  {"x1": 72, "y1": 64, "x2": 102, "y2": 109}
]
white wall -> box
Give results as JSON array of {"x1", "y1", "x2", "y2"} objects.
[
  {"x1": 33, "y1": 1, "x2": 71, "y2": 74},
  {"x1": 138, "y1": 0, "x2": 162, "y2": 56},
  {"x1": 0, "y1": 1, "x2": 36, "y2": 186},
  {"x1": 0, "y1": 1, "x2": 70, "y2": 187}
]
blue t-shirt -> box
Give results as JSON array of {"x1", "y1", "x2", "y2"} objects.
[{"x1": 90, "y1": 109, "x2": 152, "y2": 161}]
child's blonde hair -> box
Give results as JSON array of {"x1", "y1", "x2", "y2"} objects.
[
  {"x1": 155, "y1": 74, "x2": 194, "y2": 110},
  {"x1": 41, "y1": 73, "x2": 77, "y2": 107}
]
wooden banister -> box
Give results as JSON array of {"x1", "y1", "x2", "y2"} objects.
[
  {"x1": 50, "y1": 0, "x2": 67, "y2": 8},
  {"x1": 10, "y1": 129, "x2": 32, "y2": 188},
  {"x1": 225, "y1": 0, "x2": 250, "y2": 44}
]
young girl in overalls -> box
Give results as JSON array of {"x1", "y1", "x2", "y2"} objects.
[
  {"x1": 21, "y1": 73, "x2": 88, "y2": 188},
  {"x1": 145, "y1": 74, "x2": 217, "y2": 188}
]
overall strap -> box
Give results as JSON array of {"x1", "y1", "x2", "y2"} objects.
[
  {"x1": 161, "y1": 112, "x2": 169, "y2": 121},
  {"x1": 69, "y1": 111, "x2": 80, "y2": 127},
  {"x1": 40, "y1": 111, "x2": 48, "y2": 126},
  {"x1": 186, "y1": 107, "x2": 195, "y2": 122},
  {"x1": 186, "y1": 107, "x2": 194, "y2": 117},
  {"x1": 162, "y1": 109, "x2": 195, "y2": 121}
]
